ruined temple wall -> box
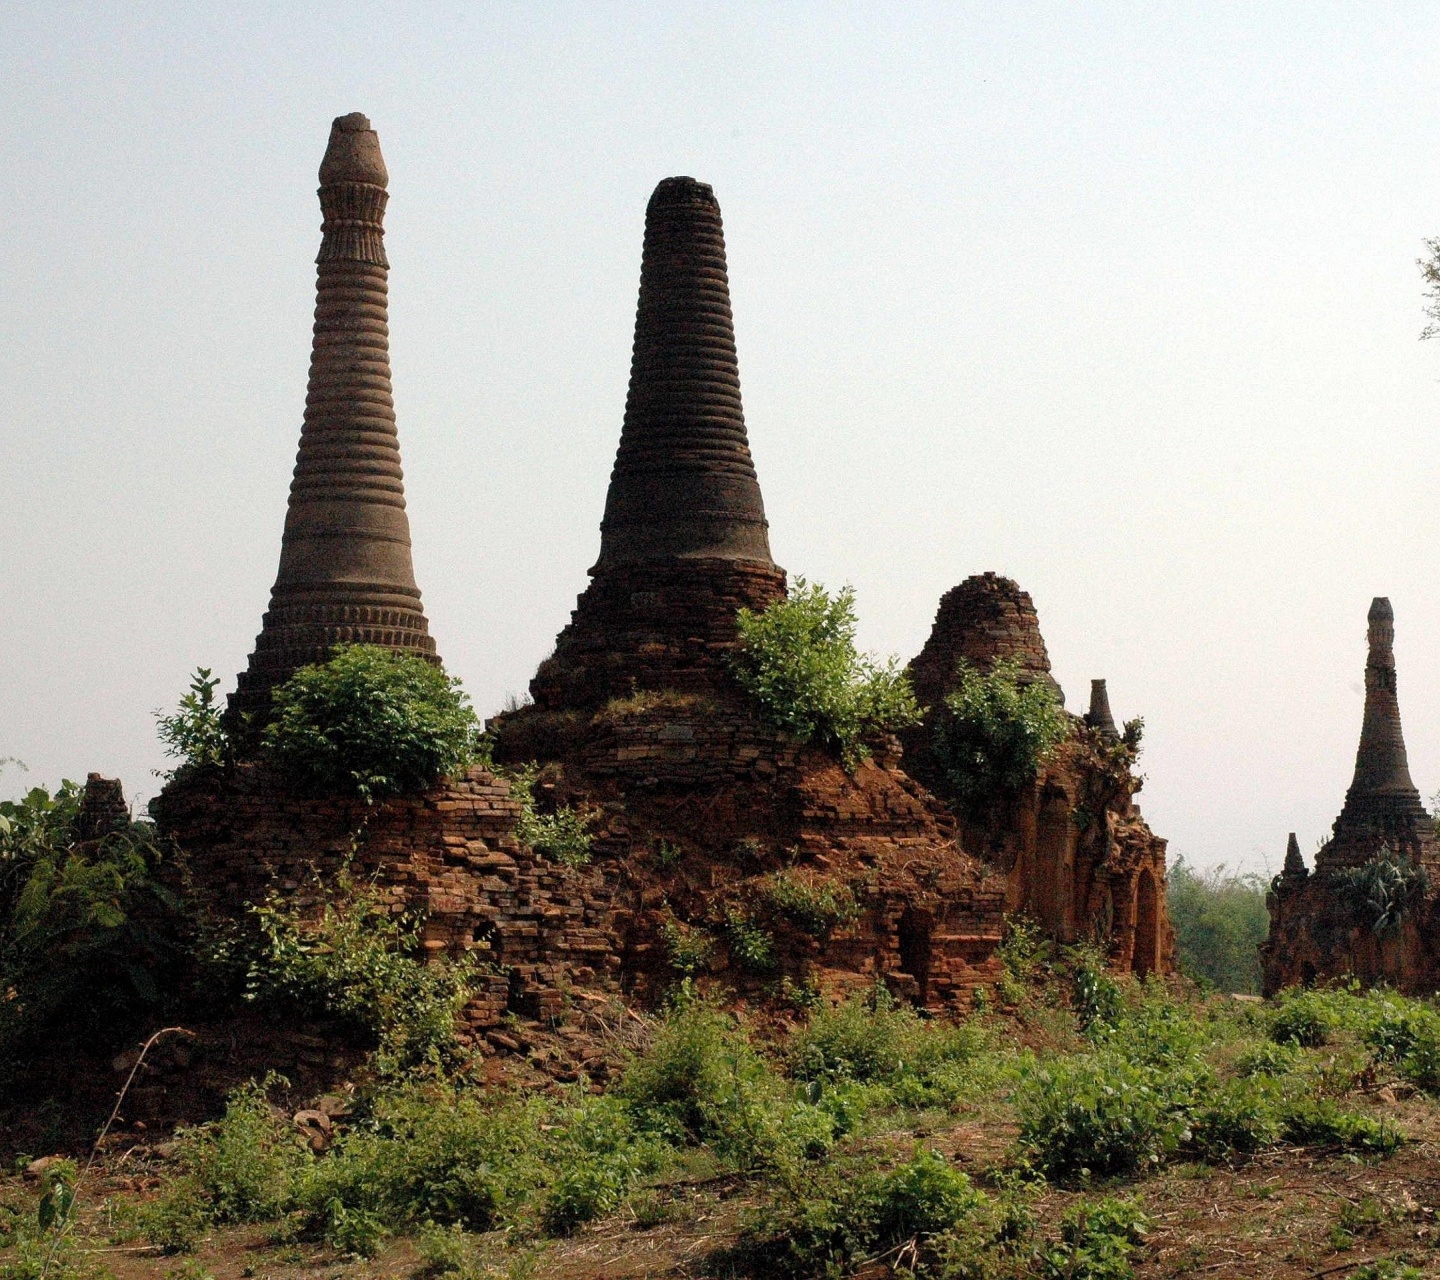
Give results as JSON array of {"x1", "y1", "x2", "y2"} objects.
[
  {"x1": 1263, "y1": 876, "x2": 1440, "y2": 996},
  {"x1": 985, "y1": 742, "x2": 1172, "y2": 975},
  {"x1": 903, "y1": 572, "x2": 1173, "y2": 976},
  {"x1": 152, "y1": 764, "x2": 623, "y2": 1027},
  {"x1": 494, "y1": 697, "x2": 1006, "y2": 1011}
]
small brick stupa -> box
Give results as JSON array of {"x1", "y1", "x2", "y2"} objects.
[
  {"x1": 496, "y1": 179, "x2": 1004, "y2": 1012},
  {"x1": 901, "y1": 573, "x2": 1173, "y2": 975},
  {"x1": 229, "y1": 112, "x2": 436, "y2": 724},
  {"x1": 1263, "y1": 598, "x2": 1440, "y2": 994},
  {"x1": 530, "y1": 177, "x2": 787, "y2": 711},
  {"x1": 907, "y1": 573, "x2": 1063, "y2": 712}
]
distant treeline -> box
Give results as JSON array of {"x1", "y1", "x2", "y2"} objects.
[{"x1": 1167, "y1": 858, "x2": 1271, "y2": 994}]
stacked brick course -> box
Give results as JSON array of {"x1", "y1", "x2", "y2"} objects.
[
  {"x1": 532, "y1": 177, "x2": 785, "y2": 710},
  {"x1": 154, "y1": 763, "x2": 619, "y2": 1029}
]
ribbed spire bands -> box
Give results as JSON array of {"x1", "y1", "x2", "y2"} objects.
[
  {"x1": 597, "y1": 177, "x2": 773, "y2": 569},
  {"x1": 528, "y1": 176, "x2": 785, "y2": 712},
  {"x1": 1319, "y1": 597, "x2": 1435, "y2": 871},
  {"x1": 231, "y1": 113, "x2": 435, "y2": 722}
]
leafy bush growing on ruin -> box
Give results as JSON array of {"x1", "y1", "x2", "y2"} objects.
[
  {"x1": 506, "y1": 765, "x2": 594, "y2": 868},
  {"x1": 241, "y1": 875, "x2": 479, "y2": 1072},
  {"x1": 0, "y1": 782, "x2": 184, "y2": 1081},
  {"x1": 758, "y1": 869, "x2": 860, "y2": 939},
  {"x1": 723, "y1": 908, "x2": 778, "y2": 974},
  {"x1": 660, "y1": 915, "x2": 715, "y2": 976},
  {"x1": 262, "y1": 645, "x2": 484, "y2": 801},
  {"x1": 155, "y1": 667, "x2": 229, "y2": 775},
  {"x1": 931, "y1": 658, "x2": 1071, "y2": 819},
  {"x1": 1331, "y1": 852, "x2": 1429, "y2": 938},
  {"x1": 733, "y1": 578, "x2": 921, "y2": 769}
]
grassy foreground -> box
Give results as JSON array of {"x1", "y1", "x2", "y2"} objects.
[{"x1": 4, "y1": 939, "x2": 1440, "y2": 1280}]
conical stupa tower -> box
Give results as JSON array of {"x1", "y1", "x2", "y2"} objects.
[
  {"x1": 231, "y1": 113, "x2": 436, "y2": 722},
  {"x1": 1282, "y1": 832, "x2": 1308, "y2": 879},
  {"x1": 530, "y1": 177, "x2": 786, "y2": 710},
  {"x1": 1318, "y1": 598, "x2": 1436, "y2": 870},
  {"x1": 1085, "y1": 679, "x2": 1119, "y2": 737}
]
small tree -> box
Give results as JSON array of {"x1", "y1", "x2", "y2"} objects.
[
  {"x1": 1420, "y1": 237, "x2": 1440, "y2": 340},
  {"x1": 156, "y1": 667, "x2": 228, "y2": 775},
  {"x1": 1166, "y1": 858, "x2": 1270, "y2": 994},
  {"x1": 732, "y1": 578, "x2": 921, "y2": 769},
  {"x1": 262, "y1": 645, "x2": 483, "y2": 801},
  {"x1": 931, "y1": 658, "x2": 1070, "y2": 819}
]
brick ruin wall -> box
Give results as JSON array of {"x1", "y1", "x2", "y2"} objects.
[
  {"x1": 1263, "y1": 820, "x2": 1440, "y2": 996},
  {"x1": 529, "y1": 558, "x2": 787, "y2": 711},
  {"x1": 901, "y1": 573, "x2": 1174, "y2": 976},
  {"x1": 155, "y1": 710, "x2": 1008, "y2": 1031}
]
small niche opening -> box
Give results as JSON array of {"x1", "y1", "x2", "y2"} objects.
[{"x1": 898, "y1": 908, "x2": 934, "y2": 1005}]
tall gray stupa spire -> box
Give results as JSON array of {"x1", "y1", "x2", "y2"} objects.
[{"x1": 231, "y1": 113, "x2": 436, "y2": 721}]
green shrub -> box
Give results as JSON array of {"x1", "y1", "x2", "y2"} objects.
[
  {"x1": 1189, "y1": 1077, "x2": 1283, "y2": 1161},
  {"x1": 724, "y1": 909, "x2": 778, "y2": 974},
  {"x1": 262, "y1": 645, "x2": 483, "y2": 801},
  {"x1": 296, "y1": 1082, "x2": 552, "y2": 1238},
  {"x1": 931, "y1": 658, "x2": 1071, "y2": 819},
  {"x1": 164, "y1": 1078, "x2": 310, "y2": 1226},
  {"x1": 1071, "y1": 946, "x2": 1123, "y2": 1033},
  {"x1": 1041, "y1": 1196, "x2": 1149, "y2": 1280},
  {"x1": 155, "y1": 667, "x2": 229, "y2": 774},
  {"x1": 758, "y1": 869, "x2": 859, "y2": 938},
  {"x1": 732, "y1": 578, "x2": 921, "y2": 769},
  {"x1": 745, "y1": 1150, "x2": 986, "y2": 1278},
  {"x1": 1233, "y1": 1040, "x2": 1301, "y2": 1078},
  {"x1": 1017, "y1": 1052, "x2": 1184, "y2": 1181},
  {"x1": 1166, "y1": 858, "x2": 1270, "y2": 994},
  {"x1": 506, "y1": 765, "x2": 593, "y2": 868},
  {"x1": 1279, "y1": 1096, "x2": 1402, "y2": 1154},
  {"x1": 660, "y1": 915, "x2": 715, "y2": 976},
  {"x1": 242, "y1": 876, "x2": 478, "y2": 1072},
  {"x1": 791, "y1": 989, "x2": 923, "y2": 1084},
  {"x1": 1362, "y1": 994, "x2": 1440, "y2": 1065},
  {"x1": 789, "y1": 988, "x2": 988, "y2": 1108},
  {"x1": 618, "y1": 998, "x2": 831, "y2": 1170},
  {"x1": 0, "y1": 783, "x2": 184, "y2": 1078},
  {"x1": 1269, "y1": 987, "x2": 1344, "y2": 1048},
  {"x1": 1397, "y1": 1014, "x2": 1440, "y2": 1092}
]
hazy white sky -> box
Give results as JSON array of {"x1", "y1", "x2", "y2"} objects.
[{"x1": 5, "y1": 3, "x2": 1440, "y2": 873}]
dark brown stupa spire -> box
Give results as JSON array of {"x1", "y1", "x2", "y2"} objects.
[
  {"x1": 1086, "y1": 679, "x2": 1119, "y2": 737},
  {"x1": 231, "y1": 113, "x2": 436, "y2": 720},
  {"x1": 596, "y1": 177, "x2": 773, "y2": 569},
  {"x1": 528, "y1": 178, "x2": 786, "y2": 711},
  {"x1": 1319, "y1": 598, "x2": 1436, "y2": 870},
  {"x1": 1281, "y1": 832, "x2": 1308, "y2": 881}
]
